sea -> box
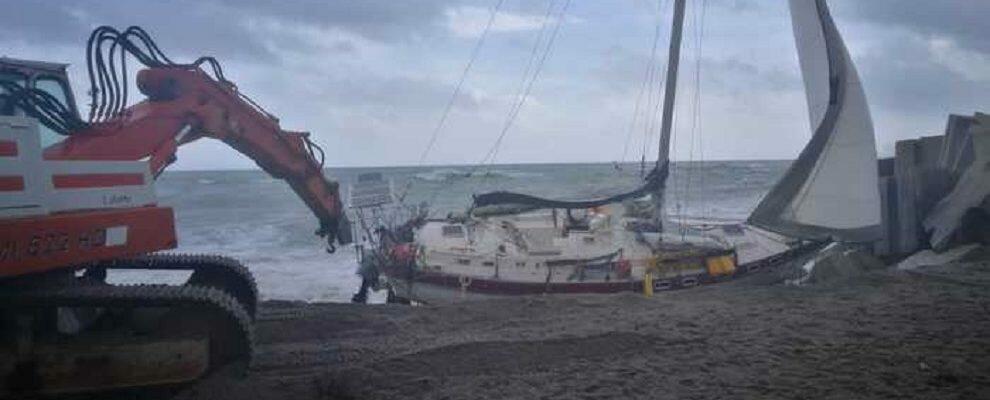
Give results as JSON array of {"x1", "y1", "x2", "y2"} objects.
[{"x1": 109, "y1": 161, "x2": 788, "y2": 303}]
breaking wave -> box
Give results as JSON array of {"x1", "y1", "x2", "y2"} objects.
[{"x1": 414, "y1": 168, "x2": 543, "y2": 182}]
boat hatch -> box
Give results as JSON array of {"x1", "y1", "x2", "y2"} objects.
[{"x1": 442, "y1": 225, "x2": 465, "y2": 238}]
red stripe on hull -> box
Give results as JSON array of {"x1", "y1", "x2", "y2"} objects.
[
  {"x1": 383, "y1": 266, "x2": 643, "y2": 296},
  {"x1": 52, "y1": 173, "x2": 144, "y2": 189},
  {"x1": 0, "y1": 176, "x2": 25, "y2": 192},
  {"x1": 0, "y1": 141, "x2": 16, "y2": 157}
]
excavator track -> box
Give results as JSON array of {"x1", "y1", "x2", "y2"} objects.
[
  {"x1": 0, "y1": 282, "x2": 254, "y2": 396},
  {"x1": 91, "y1": 253, "x2": 259, "y2": 319}
]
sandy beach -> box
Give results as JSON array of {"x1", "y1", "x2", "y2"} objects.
[{"x1": 163, "y1": 248, "x2": 990, "y2": 400}]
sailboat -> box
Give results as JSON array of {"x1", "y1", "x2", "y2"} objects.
[{"x1": 356, "y1": 0, "x2": 881, "y2": 303}]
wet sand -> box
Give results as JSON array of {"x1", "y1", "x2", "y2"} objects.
[{"x1": 174, "y1": 249, "x2": 990, "y2": 399}]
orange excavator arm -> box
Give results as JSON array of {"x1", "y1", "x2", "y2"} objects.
[{"x1": 43, "y1": 66, "x2": 352, "y2": 249}]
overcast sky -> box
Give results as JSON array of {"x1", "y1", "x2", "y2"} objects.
[{"x1": 2, "y1": 0, "x2": 987, "y2": 170}]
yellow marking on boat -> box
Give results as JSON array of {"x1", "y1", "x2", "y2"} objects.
[{"x1": 706, "y1": 255, "x2": 736, "y2": 276}]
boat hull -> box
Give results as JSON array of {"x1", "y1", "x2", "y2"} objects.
[
  {"x1": 383, "y1": 264, "x2": 725, "y2": 304},
  {"x1": 382, "y1": 237, "x2": 822, "y2": 304}
]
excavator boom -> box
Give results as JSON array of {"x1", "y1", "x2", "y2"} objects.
[{"x1": 45, "y1": 67, "x2": 351, "y2": 247}]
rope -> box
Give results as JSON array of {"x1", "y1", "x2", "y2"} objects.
[
  {"x1": 619, "y1": 0, "x2": 668, "y2": 166},
  {"x1": 395, "y1": 0, "x2": 504, "y2": 205},
  {"x1": 415, "y1": 0, "x2": 505, "y2": 168},
  {"x1": 679, "y1": 0, "x2": 701, "y2": 233},
  {"x1": 642, "y1": 2, "x2": 673, "y2": 173},
  {"x1": 416, "y1": 0, "x2": 569, "y2": 214},
  {"x1": 676, "y1": 0, "x2": 707, "y2": 237},
  {"x1": 696, "y1": 0, "x2": 709, "y2": 221},
  {"x1": 476, "y1": 0, "x2": 570, "y2": 170}
]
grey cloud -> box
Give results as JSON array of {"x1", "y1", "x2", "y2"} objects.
[
  {"x1": 591, "y1": 45, "x2": 653, "y2": 94},
  {"x1": 323, "y1": 76, "x2": 485, "y2": 113},
  {"x1": 592, "y1": 45, "x2": 799, "y2": 97},
  {"x1": 250, "y1": 69, "x2": 486, "y2": 123},
  {"x1": 0, "y1": 2, "x2": 277, "y2": 62},
  {"x1": 702, "y1": 57, "x2": 800, "y2": 93},
  {"x1": 209, "y1": 0, "x2": 457, "y2": 42},
  {"x1": 710, "y1": 0, "x2": 764, "y2": 13},
  {"x1": 836, "y1": 0, "x2": 990, "y2": 54},
  {"x1": 856, "y1": 33, "x2": 989, "y2": 117},
  {"x1": 0, "y1": 0, "x2": 474, "y2": 64}
]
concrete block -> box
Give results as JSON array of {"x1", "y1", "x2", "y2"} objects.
[
  {"x1": 894, "y1": 139, "x2": 921, "y2": 254},
  {"x1": 924, "y1": 113, "x2": 990, "y2": 250},
  {"x1": 874, "y1": 176, "x2": 897, "y2": 256},
  {"x1": 877, "y1": 157, "x2": 894, "y2": 178},
  {"x1": 917, "y1": 135, "x2": 944, "y2": 167},
  {"x1": 938, "y1": 114, "x2": 975, "y2": 179}
]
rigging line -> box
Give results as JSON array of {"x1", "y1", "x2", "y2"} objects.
[
  {"x1": 418, "y1": 0, "x2": 560, "y2": 213},
  {"x1": 637, "y1": 51, "x2": 662, "y2": 175},
  {"x1": 395, "y1": 0, "x2": 504, "y2": 204},
  {"x1": 642, "y1": 4, "x2": 672, "y2": 170},
  {"x1": 681, "y1": 0, "x2": 707, "y2": 229},
  {"x1": 473, "y1": 0, "x2": 569, "y2": 182},
  {"x1": 457, "y1": 0, "x2": 569, "y2": 210},
  {"x1": 472, "y1": 0, "x2": 558, "y2": 194},
  {"x1": 505, "y1": 0, "x2": 559, "y2": 124},
  {"x1": 696, "y1": 0, "x2": 709, "y2": 221},
  {"x1": 619, "y1": 0, "x2": 667, "y2": 165},
  {"x1": 681, "y1": 0, "x2": 703, "y2": 233},
  {"x1": 479, "y1": 0, "x2": 565, "y2": 169},
  {"x1": 639, "y1": 47, "x2": 661, "y2": 169},
  {"x1": 415, "y1": 0, "x2": 505, "y2": 167}
]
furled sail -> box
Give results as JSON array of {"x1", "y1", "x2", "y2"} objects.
[
  {"x1": 747, "y1": 0, "x2": 882, "y2": 242},
  {"x1": 472, "y1": 164, "x2": 667, "y2": 211}
]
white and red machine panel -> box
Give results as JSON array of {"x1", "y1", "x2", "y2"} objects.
[{"x1": 0, "y1": 116, "x2": 177, "y2": 277}]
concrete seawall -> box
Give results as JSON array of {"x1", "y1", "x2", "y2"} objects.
[{"x1": 876, "y1": 112, "x2": 989, "y2": 256}]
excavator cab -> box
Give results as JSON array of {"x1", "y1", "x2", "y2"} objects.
[{"x1": 0, "y1": 57, "x2": 80, "y2": 147}]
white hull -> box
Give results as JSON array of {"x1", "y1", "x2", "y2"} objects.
[{"x1": 383, "y1": 204, "x2": 794, "y2": 304}]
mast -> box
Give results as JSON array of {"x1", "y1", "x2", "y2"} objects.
[
  {"x1": 657, "y1": 0, "x2": 686, "y2": 167},
  {"x1": 652, "y1": 0, "x2": 687, "y2": 231}
]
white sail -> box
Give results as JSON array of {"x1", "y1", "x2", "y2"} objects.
[{"x1": 747, "y1": 0, "x2": 882, "y2": 242}]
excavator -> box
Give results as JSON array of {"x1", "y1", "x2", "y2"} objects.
[{"x1": 0, "y1": 26, "x2": 351, "y2": 396}]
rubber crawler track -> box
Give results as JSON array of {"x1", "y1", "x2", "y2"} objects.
[
  {"x1": 0, "y1": 283, "x2": 254, "y2": 367},
  {"x1": 93, "y1": 253, "x2": 259, "y2": 320}
]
